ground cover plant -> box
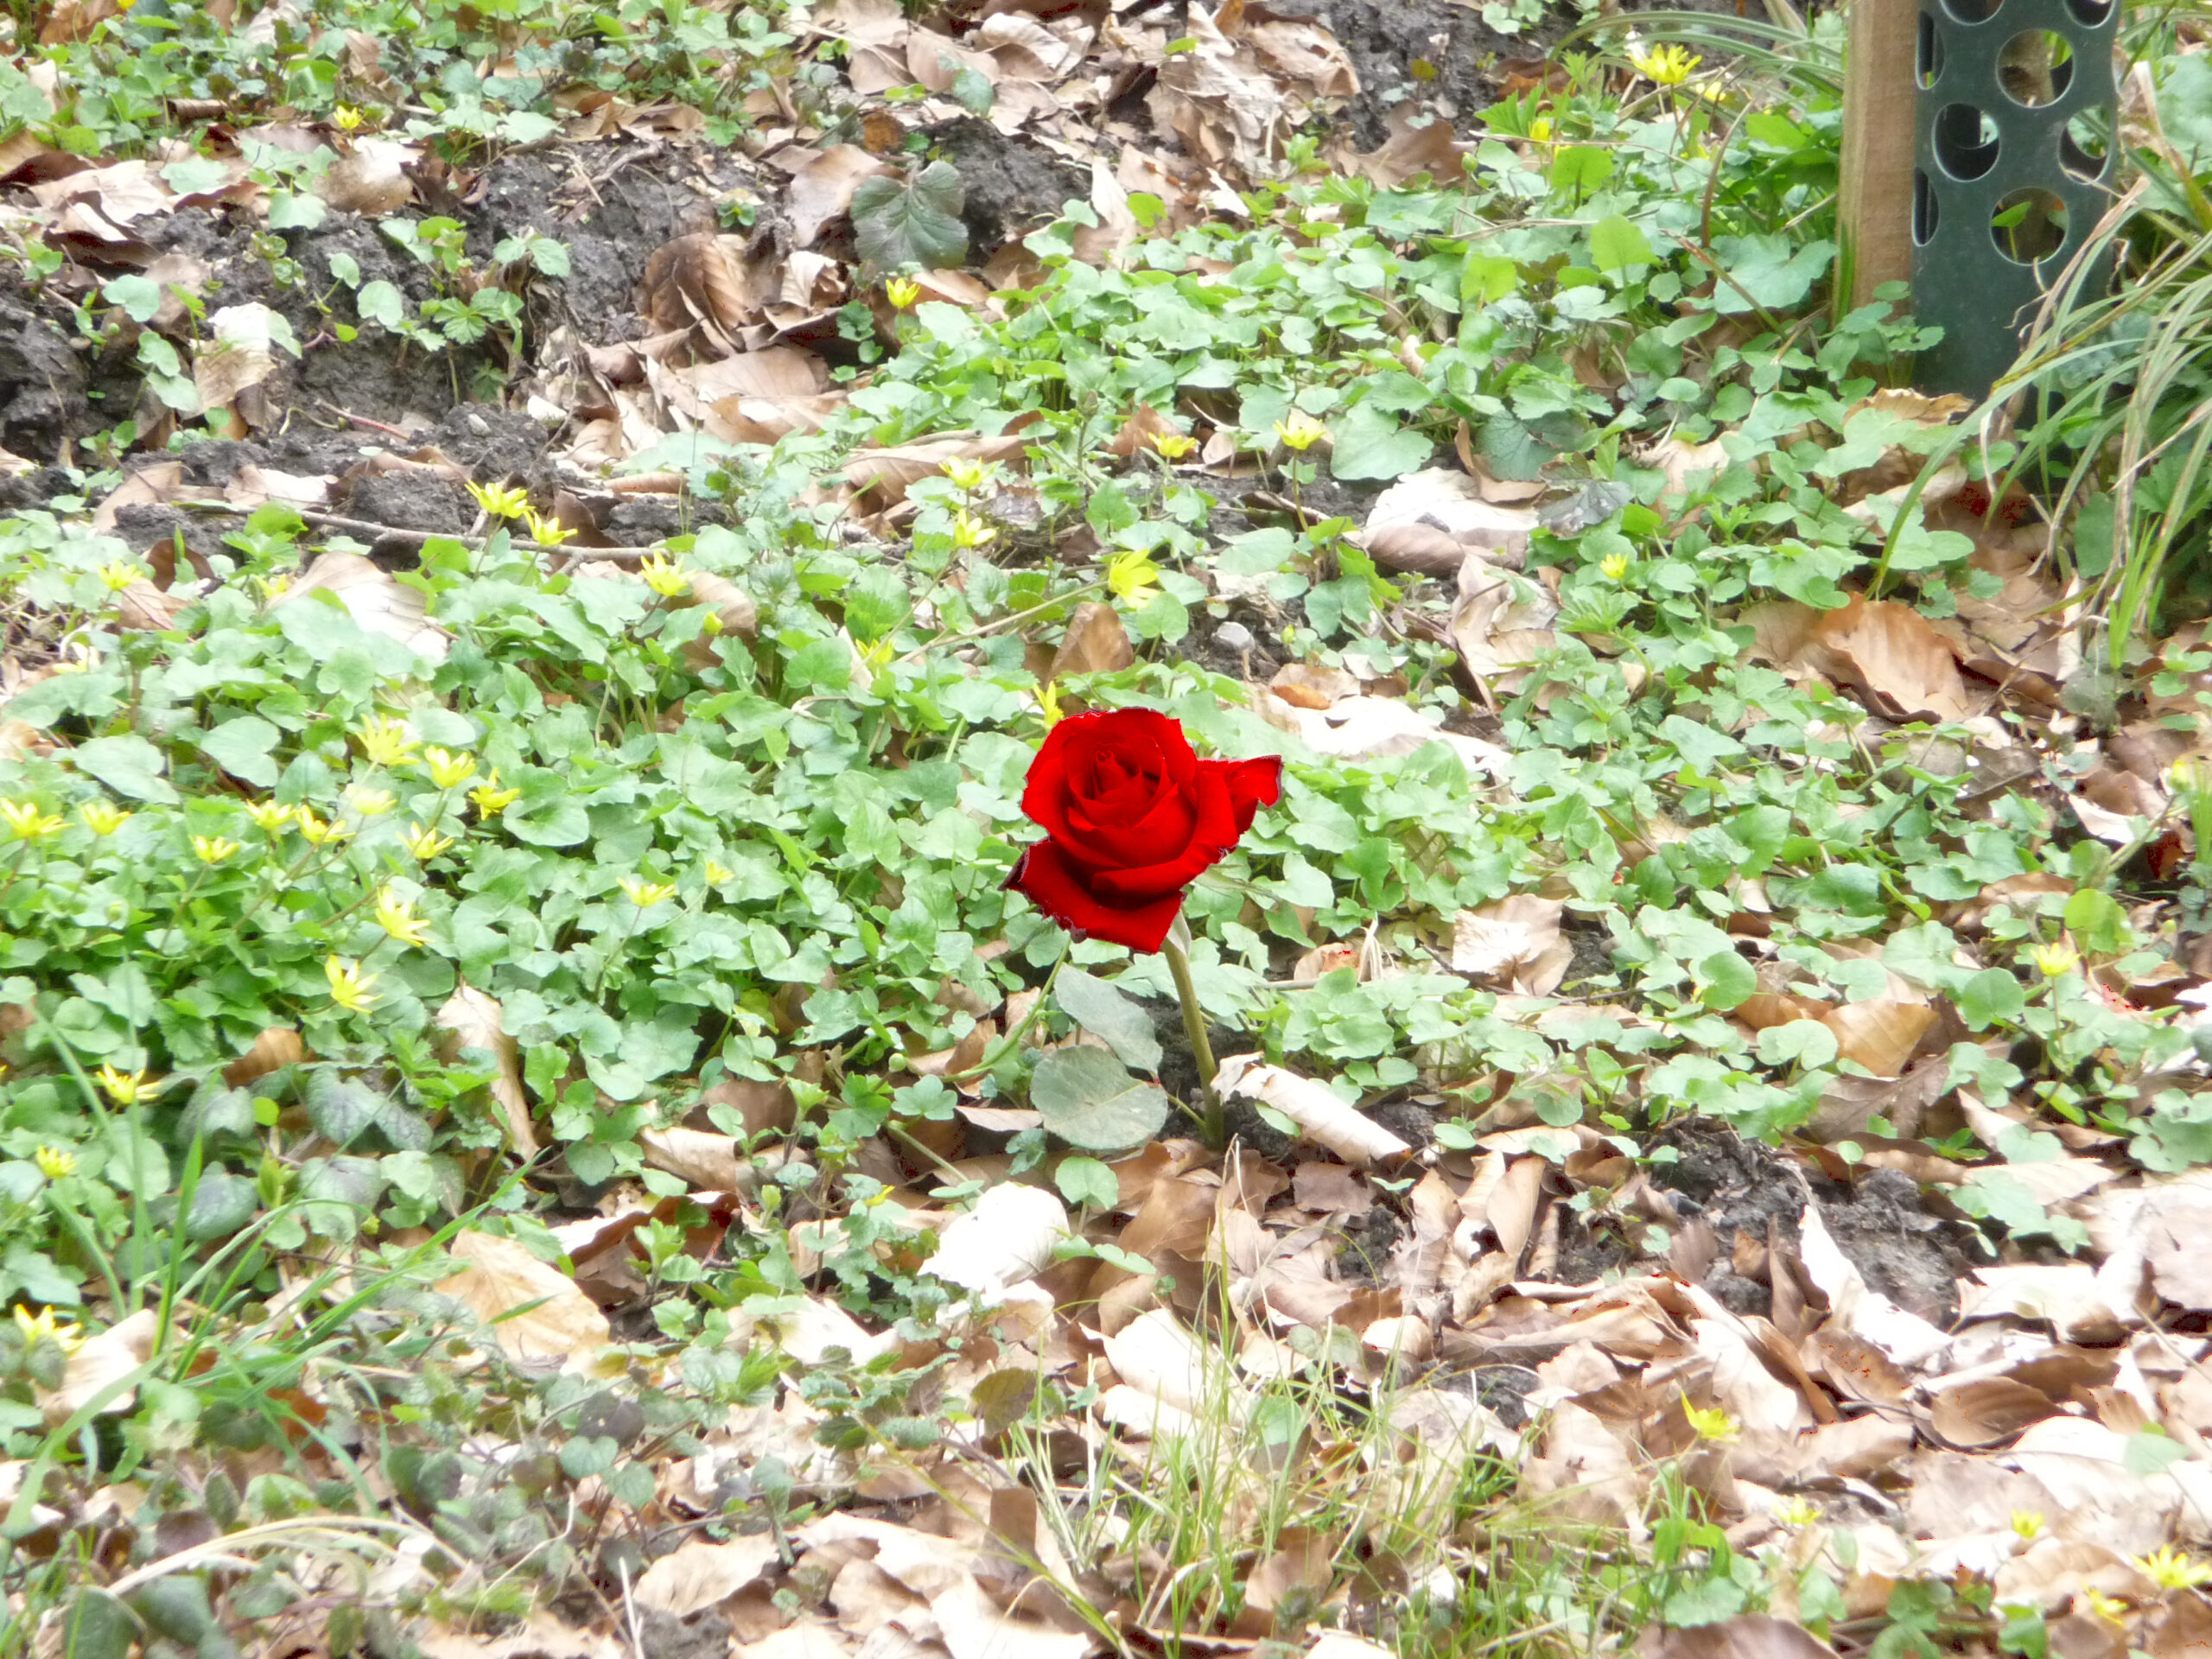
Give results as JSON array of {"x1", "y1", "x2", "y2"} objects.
[{"x1": 4, "y1": 0, "x2": 2212, "y2": 1656}]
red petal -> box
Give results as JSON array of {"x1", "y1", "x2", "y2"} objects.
[
  {"x1": 1005, "y1": 837, "x2": 1185, "y2": 953},
  {"x1": 1215, "y1": 755, "x2": 1284, "y2": 833}
]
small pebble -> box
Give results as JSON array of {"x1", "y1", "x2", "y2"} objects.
[{"x1": 1217, "y1": 620, "x2": 1254, "y2": 652}]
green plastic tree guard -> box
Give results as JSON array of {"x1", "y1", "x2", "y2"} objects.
[{"x1": 1911, "y1": 0, "x2": 2118, "y2": 397}]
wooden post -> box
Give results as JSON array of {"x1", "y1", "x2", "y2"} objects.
[{"x1": 1835, "y1": 0, "x2": 1919, "y2": 315}]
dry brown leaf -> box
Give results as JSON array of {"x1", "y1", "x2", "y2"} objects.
[
  {"x1": 788, "y1": 145, "x2": 892, "y2": 246},
  {"x1": 1804, "y1": 597, "x2": 1977, "y2": 725},
  {"x1": 1362, "y1": 467, "x2": 1536, "y2": 556},
  {"x1": 641, "y1": 1127, "x2": 749, "y2": 1192},
  {"x1": 222, "y1": 1027, "x2": 304, "y2": 1088},
  {"x1": 1821, "y1": 997, "x2": 1936, "y2": 1078},
  {"x1": 1796, "y1": 1204, "x2": 1949, "y2": 1368},
  {"x1": 416, "y1": 1615, "x2": 626, "y2": 1659},
  {"x1": 641, "y1": 232, "x2": 761, "y2": 334},
  {"x1": 844, "y1": 434, "x2": 1029, "y2": 512},
  {"x1": 1638, "y1": 1617, "x2": 1840, "y2": 1659},
  {"x1": 760, "y1": 1294, "x2": 897, "y2": 1366},
  {"x1": 1521, "y1": 1399, "x2": 1646, "y2": 1534},
  {"x1": 433, "y1": 985, "x2": 536, "y2": 1155},
  {"x1": 317, "y1": 138, "x2": 416, "y2": 214},
  {"x1": 268, "y1": 550, "x2": 450, "y2": 662},
  {"x1": 1930, "y1": 1376, "x2": 2059, "y2": 1447},
  {"x1": 636, "y1": 1535, "x2": 782, "y2": 1618},
  {"x1": 192, "y1": 302, "x2": 294, "y2": 421},
  {"x1": 434, "y1": 1230, "x2": 611, "y2": 1370},
  {"x1": 30, "y1": 159, "x2": 169, "y2": 226},
  {"x1": 1450, "y1": 895, "x2": 1572, "y2": 996},
  {"x1": 1254, "y1": 693, "x2": 1510, "y2": 782},
  {"x1": 1103, "y1": 1306, "x2": 1216, "y2": 1418},
  {"x1": 921, "y1": 1181, "x2": 1067, "y2": 1297},
  {"x1": 37, "y1": 1308, "x2": 158, "y2": 1428},
  {"x1": 928, "y1": 1576, "x2": 1093, "y2": 1659},
  {"x1": 1215, "y1": 1055, "x2": 1410, "y2": 1166},
  {"x1": 1049, "y1": 600, "x2": 1133, "y2": 678},
  {"x1": 1269, "y1": 662, "x2": 1359, "y2": 709}
]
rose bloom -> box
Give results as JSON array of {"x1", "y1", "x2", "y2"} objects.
[{"x1": 1004, "y1": 709, "x2": 1281, "y2": 952}]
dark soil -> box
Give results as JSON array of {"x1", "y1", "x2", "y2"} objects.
[
  {"x1": 922, "y1": 118, "x2": 1090, "y2": 265},
  {"x1": 1657, "y1": 1120, "x2": 1978, "y2": 1325}
]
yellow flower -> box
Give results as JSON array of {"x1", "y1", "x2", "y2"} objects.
[
  {"x1": 403, "y1": 823, "x2": 455, "y2": 861},
  {"x1": 1149, "y1": 429, "x2": 1198, "y2": 461},
  {"x1": 2136, "y1": 1546, "x2": 2212, "y2": 1591},
  {"x1": 96, "y1": 1065, "x2": 167, "y2": 1105},
  {"x1": 1035, "y1": 681, "x2": 1064, "y2": 729},
  {"x1": 333, "y1": 104, "x2": 365, "y2": 132},
  {"x1": 1681, "y1": 1397, "x2": 1738, "y2": 1443},
  {"x1": 470, "y1": 771, "x2": 520, "y2": 817},
  {"x1": 1600, "y1": 551, "x2": 1630, "y2": 582},
  {"x1": 2029, "y1": 941, "x2": 2080, "y2": 979},
  {"x1": 1272, "y1": 412, "x2": 1328, "y2": 453},
  {"x1": 343, "y1": 786, "x2": 397, "y2": 819},
  {"x1": 324, "y1": 956, "x2": 380, "y2": 1014},
  {"x1": 0, "y1": 800, "x2": 63, "y2": 842},
  {"x1": 467, "y1": 480, "x2": 531, "y2": 521},
  {"x1": 12, "y1": 1306, "x2": 81, "y2": 1354},
  {"x1": 422, "y1": 747, "x2": 477, "y2": 789},
  {"x1": 2081, "y1": 1588, "x2": 2131, "y2": 1627},
  {"x1": 1630, "y1": 41, "x2": 1702, "y2": 86},
  {"x1": 702, "y1": 860, "x2": 734, "y2": 886},
  {"x1": 96, "y1": 560, "x2": 143, "y2": 593},
  {"x1": 1527, "y1": 116, "x2": 1555, "y2": 143},
  {"x1": 1773, "y1": 1497, "x2": 1821, "y2": 1528},
  {"x1": 885, "y1": 276, "x2": 922, "y2": 309},
  {"x1": 373, "y1": 885, "x2": 429, "y2": 947},
  {"x1": 245, "y1": 800, "x2": 296, "y2": 834},
  {"x1": 192, "y1": 835, "x2": 240, "y2": 865},
  {"x1": 619, "y1": 876, "x2": 676, "y2": 909},
  {"x1": 77, "y1": 802, "x2": 130, "y2": 837},
  {"x1": 524, "y1": 510, "x2": 575, "y2": 548},
  {"x1": 32, "y1": 1146, "x2": 76, "y2": 1180},
  {"x1": 296, "y1": 808, "x2": 353, "y2": 848},
  {"x1": 355, "y1": 715, "x2": 418, "y2": 769},
  {"x1": 1107, "y1": 550, "x2": 1161, "y2": 602},
  {"x1": 2011, "y1": 1510, "x2": 2046, "y2": 1541},
  {"x1": 639, "y1": 550, "x2": 690, "y2": 598},
  {"x1": 950, "y1": 509, "x2": 997, "y2": 550},
  {"x1": 941, "y1": 457, "x2": 993, "y2": 493}
]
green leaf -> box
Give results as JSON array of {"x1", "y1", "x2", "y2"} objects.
[
  {"x1": 198, "y1": 715, "x2": 283, "y2": 787},
  {"x1": 355, "y1": 280, "x2": 404, "y2": 330},
  {"x1": 1694, "y1": 950, "x2": 1757, "y2": 1013},
  {"x1": 1756, "y1": 1020, "x2": 1839, "y2": 1070},
  {"x1": 1328, "y1": 404, "x2": 1433, "y2": 481},
  {"x1": 1029, "y1": 1047, "x2": 1171, "y2": 1152},
  {"x1": 101, "y1": 274, "x2": 162, "y2": 323},
  {"x1": 69, "y1": 735, "x2": 178, "y2": 804},
  {"x1": 1054, "y1": 1155, "x2": 1119, "y2": 1211},
  {"x1": 950, "y1": 67, "x2": 995, "y2": 115},
  {"x1": 61, "y1": 1592, "x2": 136, "y2": 1659},
  {"x1": 162, "y1": 156, "x2": 232, "y2": 197},
  {"x1": 268, "y1": 190, "x2": 327, "y2": 232},
  {"x1": 2063, "y1": 888, "x2": 2131, "y2": 954},
  {"x1": 303, "y1": 1071, "x2": 431, "y2": 1153},
  {"x1": 1588, "y1": 213, "x2": 1655, "y2": 273},
  {"x1": 851, "y1": 162, "x2": 969, "y2": 272},
  {"x1": 1956, "y1": 968, "x2": 2026, "y2": 1031},
  {"x1": 1054, "y1": 968, "x2": 1162, "y2": 1073}
]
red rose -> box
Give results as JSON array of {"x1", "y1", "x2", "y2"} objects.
[{"x1": 1003, "y1": 708, "x2": 1283, "y2": 953}]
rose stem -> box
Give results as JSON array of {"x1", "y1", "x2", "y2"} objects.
[{"x1": 1160, "y1": 931, "x2": 1224, "y2": 1148}]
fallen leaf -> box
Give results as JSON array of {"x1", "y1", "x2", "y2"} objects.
[
  {"x1": 1638, "y1": 1617, "x2": 1840, "y2": 1659},
  {"x1": 641, "y1": 1127, "x2": 749, "y2": 1192},
  {"x1": 433, "y1": 985, "x2": 536, "y2": 1155},
  {"x1": 37, "y1": 1308, "x2": 158, "y2": 1428},
  {"x1": 1215, "y1": 1054, "x2": 1410, "y2": 1166},
  {"x1": 922, "y1": 1181, "x2": 1068, "y2": 1297},
  {"x1": 268, "y1": 550, "x2": 450, "y2": 663},
  {"x1": 434, "y1": 1230, "x2": 611, "y2": 1371},
  {"x1": 787, "y1": 145, "x2": 892, "y2": 247},
  {"x1": 636, "y1": 1535, "x2": 783, "y2": 1618},
  {"x1": 1804, "y1": 597, "x2": 1978, "y2": 724},
  {"x1": 1450, "y1": 895, "x2": 1573, "y2": 995},
  {"x1": 222, "y1": 1027, "x2": 304, "y2": 1088}
]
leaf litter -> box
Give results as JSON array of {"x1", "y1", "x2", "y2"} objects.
[{"x1": 6, "y1": 0, "x2": 2212, "y2": 1657}]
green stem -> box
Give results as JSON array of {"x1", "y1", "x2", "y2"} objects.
[
  {"x1": 1160, "y1": 923, "x2": 1222, "y2": 1149},
  {"x1": 946, "y1": 942, "x2": 1070, "y2": 1084}
]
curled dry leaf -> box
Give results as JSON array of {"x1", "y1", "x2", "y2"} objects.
[
  {"x1": 433, "y1": 984, "x2": 536, "y2": 1155},
  {"x1": 269, "y1": 550, "x2": 450, "y2": 663},
  {"x1": 1450, "y1": 894, "x2": 1573, "y2": 996},
  {"x1": 786, "y1": 144, "x2": 892, "y2": 247},
  {"x1": 1929, "y1": 1376, "x2": 2060, "y2": 1447},
  {"x1": 641, "y1": 1127, "x2": 750, "y2": 1192},
  {"x1": 844, "y1": 433, "x2": 1029, "y2": 512},
  {"x1": 1048, "y1": 600, "x2": 1134, "y2": 678},
  {"x1": 921, "y1": 1181, "x2": 1068, "y2": 1297},
  {"x1": 1269, "y1": 662, "x2": 1359, "y2": 709},
  {"x1": 1796, "y1": 1204, "x2": 1950, "y2": 1368},
  {"x1": 1254, "y1": 693, "x2": 1510, "y2": 782},
  {"x1": 223, "y1": 1027, "x2": 306, "y2": 1088},
  {"x1": 635, "y1": 1535, "x2": 782, "y2": 1618},
  {"x1": 1215, "y1": 1054, "x2": 1410, "y2": 1167},
  {"x1": 317, "y1": 138, "x2": 416, "y2": 214},
  {"x1": 37, "y1": 1307, "x2": 159, "y2": 1428},
  {"x1": 1821, "y1": 997, "x2": 1936, "y2": 1078},
  {"x1": 1802, "y1": 597, "x2": 1978, "y2": 725},
  {"x1": 434, "y1": 1230, "x2": 612, "y2": 1371},
  {"x1": 640, "y1": 232, "x2": 762, "y2": 334}
]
